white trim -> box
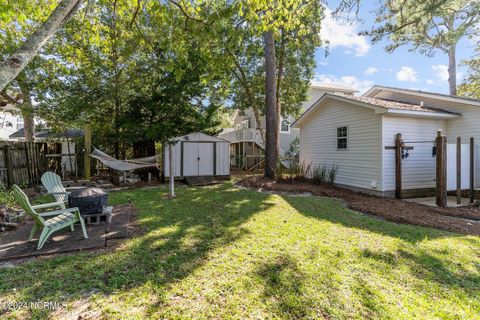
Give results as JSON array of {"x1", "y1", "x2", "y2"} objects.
[
  {"x1": 375, "y1": 109, "x2": 461, "y2": 119},
  {"x1": 310, "y1": 83, "x2": 358, "y2": 93},
  {"x1": 364, "y1": 85, "x2": 480, "y2": 107},
  {"x1": 292, "y1": 93, "x2": 458, "y2": 128}
]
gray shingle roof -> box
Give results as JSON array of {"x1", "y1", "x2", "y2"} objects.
[
  {"x1": 366, "y1": 85, "x2": 480, "y2": 104},
  {"x1": 345, "y1": 95, "x2": 460, "y2": 114}
]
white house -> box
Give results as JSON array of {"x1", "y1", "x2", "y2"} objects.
[
  {"x1": 292, "y1": 85, "x2": 480, "y2": 197},
  {"x1": 0, "y1": 108, "x2": 25, "y2": 141},
  {"x1": 219, "y1": 83, "x2": 357, "y2": 169}
]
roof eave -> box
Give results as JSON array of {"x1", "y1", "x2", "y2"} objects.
[
  {"x1": 381, "y1": 109, "x2": 461, "y2": 119},
  {"x1": 364, "y1": 85, "x2": 480, "y2": 107}
]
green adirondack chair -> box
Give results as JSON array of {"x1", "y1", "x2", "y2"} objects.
[
  {"x1": 41, "y1": 172, "x2": 70, "y2": 208},
  {"x1": 12, "y1": 185, "x2": 88, "y2": 250}
]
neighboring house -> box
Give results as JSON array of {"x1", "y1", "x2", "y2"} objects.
[
  {"x1": 0, "y1": 108, "x2": 25, "y2": 141},
  {"x1": 9, "y1": 128, "x2": 84, "y2": 175},
  {"x1": 219, "y1": 83, "x2": 357, "y2": 169},
  {"x1": 292, "y1": 85, "x2": 480, "y2": 196}
]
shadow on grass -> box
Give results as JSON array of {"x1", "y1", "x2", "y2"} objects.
[
  {"x1": 256, "y1": 255, "x2": 321, "y2": 319},
  {"x1": 282, "y1": 195, "x2": 480, "y2": 301},
  {"x1": 281, "y1": 194, "x2": 468, "y2": 243},
  {"x1": 0, "y1": 183, "x2": 274, "y2": 318}
]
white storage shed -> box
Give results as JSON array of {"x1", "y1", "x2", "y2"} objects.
[
  {"x1": 292, "y1": 86, "x2": 480, "y2": 197},
  {"x1": 163, "y1": 132, "x2": 230, "y2": 178}
]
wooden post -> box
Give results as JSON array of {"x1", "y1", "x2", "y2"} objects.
[
  {"x1": 84, "y1": 121, "x2": 91, "y2": 180},
  {"x1": 395, "y1": 133, "x2": 402, "y2": 199},
  {"x1": 4, "y1": 145, "x2": 13, "y2": 187},
  {"x1": 470, "y1": 137, "x2": 475, "y2": 203},
  {"x1": 436, "y1": 130, "x2": 447, "y2": 207},
  {"x1": 456, "y1": 137, "x2": 462, "y2": 205},
  {"x1": 169, "y1": 143, "x2": 175, "y2": 198}
]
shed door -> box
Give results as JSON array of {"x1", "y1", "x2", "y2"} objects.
[
  {"x1": 183, "y1": 142, "x2": 199, "y2": 176},
  {"x1": 182, "y1": 142, "x2": 215, "y2": 176},
  {"x1": 198, "y1": 143, "x2": 214, "y2": 176}
]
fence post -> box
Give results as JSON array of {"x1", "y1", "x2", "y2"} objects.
[
  {"x1": 470, "y1": 137, "x2": 475, "y2": 203},
  {"x1": 395, "y1": 133, "x2": 402, "y2": 199},
  {"x1": 84, "y1": 121, "x2": 92, "y2": 180},
  {"x1": 4, "y1": 145, "x2": 13, "y2": 187},
  {"x1": 169, "y1": 143, "x2": 175, "y2": 198},
  {"x1": 436, "y1": 130, "x2": 447, "y2": 207},
  {"x1": 456, "y1": 137, "x2": 462, "y2": 205}
]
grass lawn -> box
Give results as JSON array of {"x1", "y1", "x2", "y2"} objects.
[{"x1": 1, "y1": 182, "x2": 480, "y2": 319}]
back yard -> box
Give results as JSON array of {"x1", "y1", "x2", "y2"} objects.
[{"x1": 1, "y1": 182, "x2": 479, "y2": 319}]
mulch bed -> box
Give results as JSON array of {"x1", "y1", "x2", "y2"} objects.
[
  {"x1": 238, "y1": 176, "x2": 480, "y2": 236},
  {"x1": 0, "y1": 204, "x2": 135, "y2": 261}
]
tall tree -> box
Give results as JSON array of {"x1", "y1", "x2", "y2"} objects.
[
  {"x1": 362, "y1": 0, "x2": 480, "y2": 95},
  {"x1": 0, "y1": 0, "x2": 82, "y2": 91},
  {"x1": 34, "y1": 0, "x2": 227, "y2": 157},
  {"x1": 263, "y1": 30, "x2": 277, "y2": 178},
  {"x1": 458, "y1": 53, "x2": 480, "y2": 98},
  {"x1": 239, "y1": 0, "x2": 323, "y2": 178},
  {"x1": 0, "y1": 0, "x2": 65, "y2": 141}
]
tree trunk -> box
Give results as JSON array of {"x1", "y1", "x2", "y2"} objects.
[
  {"x1": 18, "y1": 80, "x2": 35, "y2": 142},
  {"x1": 21, "y1": 108, "x2": 35, "y2": 142},
  {"x1": 0, "y1": 0, "x2": 82, "y2": 91},
  {"x1": 252, "y1": 106, "x2": 265, "y2": 145},
  {"x1": 275, "y1": 32, "x2": 286, "y2": 155},
  {"x1": 448, "y1": 44, "x2": 457, "y2": 96},
  {"x1": 263, "y1": 31, "x2": 278, "y2": 179}
]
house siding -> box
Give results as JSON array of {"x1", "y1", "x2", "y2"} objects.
[
  {"x1": 298, "y1": 100, "x2": 382, "y2": 191},
  {"x1": 381, "y1": 116, "x2": 446, "y2": 191}
]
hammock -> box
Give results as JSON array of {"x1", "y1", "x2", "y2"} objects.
[{"x1": 90, "y1": 148, "x2": 158, "y2": 172}]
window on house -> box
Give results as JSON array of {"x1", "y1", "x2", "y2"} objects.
[
  {"x1": 337, "y1": 126, "x2": 348, "y2": 149},
  {"x1": 241, "y1": 119, "x2": 251, "y2": 129},
  {"x1": 281, "y1": 117, "x2": 290, "y2": 133}
]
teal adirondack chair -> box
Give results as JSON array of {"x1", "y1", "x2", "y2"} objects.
[
  {"x1": 12, "y1": 185, "x2": 88, "y2": 250},
  {"x1": 41, "y1": 172, "x2": 70, "y2": 208}
]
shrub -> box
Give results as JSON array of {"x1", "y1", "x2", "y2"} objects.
[
  {"x1": 311, "y1": 163, "x2": 338, "y2": 185},
  {"x1": 276, "y1": 157, "x2": 311, "y2": 181},
  {"x1": 284, "y1": 137, "x2": 300, "y2": 159},
  {"x1": 312, "y1": 164, "x2": 327, "y2": 184},
  {"x1": 0, "y1": 186, "x2": 16, "y2": 209},
  {"x1": 327, "y1": 164, "x2": 338, "y2": 185}
]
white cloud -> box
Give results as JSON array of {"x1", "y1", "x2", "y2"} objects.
[
  {"x1": 364, "y1": 67, "x2": 379, "y2": 76},
  {"x1": 426, "y1": 79, "x2": 435, "y2": 85},
  {"x1": 320, "y1": 8, "x2": 371, "y2": 57},
  {"x1": 396, "y1": 66, "x2": 418, "y2": 82},
  {"x1": 432, "y1": 64, "x2": 449, "y2": 81},
  {"x1": 314, "y1": 74, "x2": 374, "y2": 94}
]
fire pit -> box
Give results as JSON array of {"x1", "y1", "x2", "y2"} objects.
[{"x1": 68, "y1": 187, "x2": 108, "y2": 215}]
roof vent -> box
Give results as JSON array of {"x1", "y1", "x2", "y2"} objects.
[{"x1": 420, "y1": 101, "x2": 424, "y2": 106}]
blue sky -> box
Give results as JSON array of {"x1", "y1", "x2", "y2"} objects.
[{"x1": 314, "y1": 2, "x2": 477, "y2": 94}]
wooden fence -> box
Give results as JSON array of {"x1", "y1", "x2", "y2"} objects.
[{"x1": 0, "y1": 142, "x2": 49, "y2": 187}]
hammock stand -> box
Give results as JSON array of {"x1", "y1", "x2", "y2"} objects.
[{"x1": 90, "y1": 147, "x2": 159, "y2": 184}]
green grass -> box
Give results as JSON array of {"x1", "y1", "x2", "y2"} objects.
[{"x1": 1, "y1": 182, "x2": 479, "y2": 319}]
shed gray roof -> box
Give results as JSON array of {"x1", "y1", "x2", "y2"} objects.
[{"x1": 9, "y1": 128, "x2": 84, "y2": 139}]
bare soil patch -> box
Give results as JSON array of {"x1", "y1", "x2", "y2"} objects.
[{"x1": 238, "y1": 176, "x2": 480, "y2": 236}]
